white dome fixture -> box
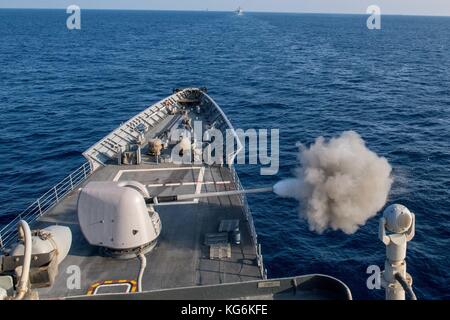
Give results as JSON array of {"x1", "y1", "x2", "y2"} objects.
[{"x1": 77, "y1": 181, "x2": 161, "y2": 259}]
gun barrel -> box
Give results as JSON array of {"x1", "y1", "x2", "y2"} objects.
[
  {"x1": 145, "y1": 187, "x2": 273, "y2": 204},
  {"x1": 178, "y1": 187, "x2": 273, "y2": 200}
]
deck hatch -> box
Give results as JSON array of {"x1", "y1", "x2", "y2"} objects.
[
  {"x1": 204, "y1": 232, "x2": 229, "y2": 246},
  {"x1": 87, "y1": 280, "x2": 137, "y2": 295}
]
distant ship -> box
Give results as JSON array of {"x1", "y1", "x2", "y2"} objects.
[{"x1": 236, "y1": 6, "x2": 244, "y2": 15}]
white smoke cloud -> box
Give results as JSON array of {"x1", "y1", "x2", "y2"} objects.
[{"x1": 274, "y1": 131, "x2": 393, "y2": 234}]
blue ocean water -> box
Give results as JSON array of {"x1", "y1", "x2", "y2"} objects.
[{"x1": 0, "y1": 9, "x2": 449, "y2": 299}]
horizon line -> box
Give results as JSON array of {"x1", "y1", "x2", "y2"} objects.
[{"x1": 0, "y1": 7, "x2": 449, "y2": 18}]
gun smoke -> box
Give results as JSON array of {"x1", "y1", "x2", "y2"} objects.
[{"x1": 274, "y1": 131, "x2": 392, "y2": 234}]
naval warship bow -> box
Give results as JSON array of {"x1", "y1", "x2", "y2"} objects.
[{"x1": 0, "y1": 88, "x2": 356, "y2": 300}]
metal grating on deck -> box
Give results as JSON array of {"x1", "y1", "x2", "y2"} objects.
[
  {"x1": 204, "y1": 232, "x2": 229, "y2": 245},
  {"x1": 209, "y1": 244, "x2": 231, "y2": 260}
]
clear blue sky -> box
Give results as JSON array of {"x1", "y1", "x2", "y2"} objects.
[{"x1": 1, "y1": 0, "x2": 449, "y2": 16}]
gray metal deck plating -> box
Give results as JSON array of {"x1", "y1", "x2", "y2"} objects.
[{"x1": 33, "y1": 163, "x2": 263, "y2": 299}]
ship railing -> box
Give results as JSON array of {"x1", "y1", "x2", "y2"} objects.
[
  {"x1": 230, "y1": 167, "x2": 256, "y2": 240},
  {"x1": 230, "y1": 166, "x2": 266, "y2": 279},
  {"x1": 201, "y1": 91, "x2": 243, "y2": 166},
  {"x1": 0, "y1": 162, "x2": 92, "y2": 250}
]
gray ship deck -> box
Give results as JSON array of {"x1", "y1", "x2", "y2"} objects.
[
  {"x1": 0, "y1": 88, "x2": 352, "y2": 300},
  {"x1": 34, "y1": 163, "x2": 262, "y2": 299}
]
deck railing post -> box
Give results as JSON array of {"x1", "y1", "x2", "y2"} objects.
[
  {"x1": 37, "y1": 198, "x2": 42, "y2": 216},
  {"x1": 54, "y1": 186, "x2": 59, "y2": 202},
  {"x1": 69, "y1": 174, "x2": 74, "y2": 190}
]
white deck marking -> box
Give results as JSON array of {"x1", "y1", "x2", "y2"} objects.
[
  {"x1": 195, "y1": 167, "x2": 205, "y2": 198},
  {"x1": 113, "y1": 166, "x2": 202, "y2": 182},
  {"x1": 180, "y1": 182, "x2": 197, "y2": 186},
  {"x1": 147, "y1": 181, "x2": 231, "y2": 187},
  {"x1": 147, "y1": 183, "x2": 164, "y2": 187},
  {"x1": 112, "y1": 166, "x2": 227, "y2": 206}
]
